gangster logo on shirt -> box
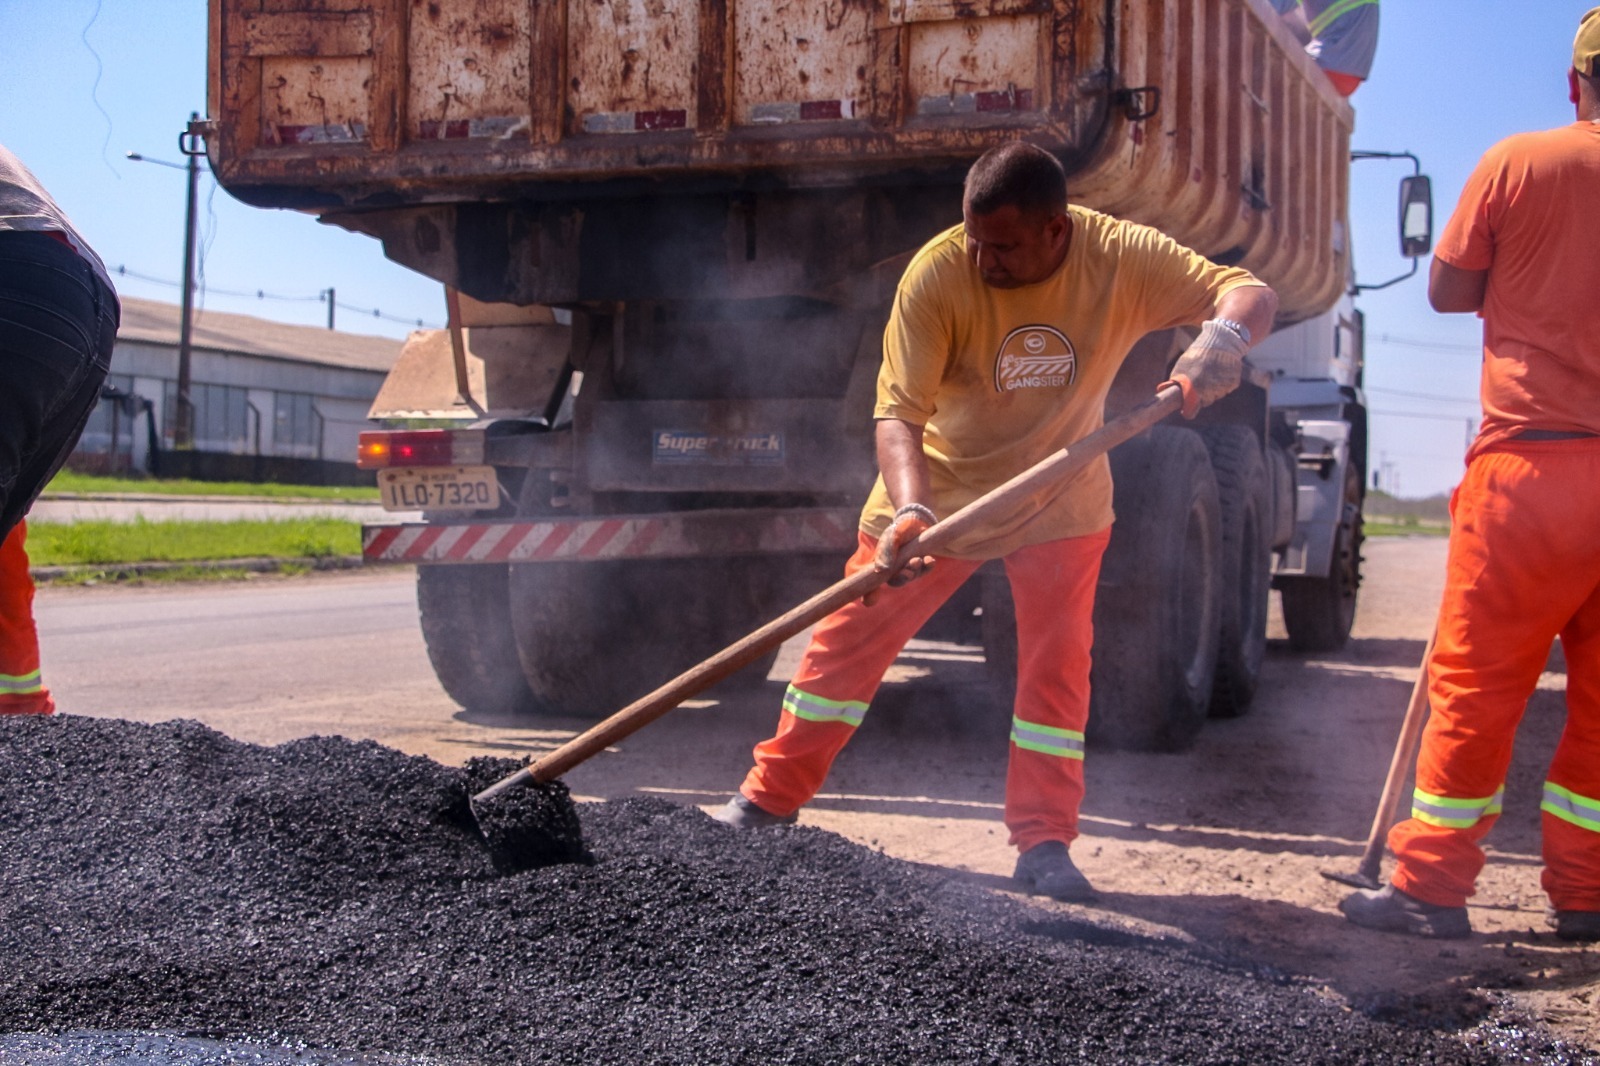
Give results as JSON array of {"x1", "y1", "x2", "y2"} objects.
[{"x1": 992, "y1": 325, "x2": 1077, "y2": 393}]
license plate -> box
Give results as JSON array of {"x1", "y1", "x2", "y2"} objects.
[{"x1": 378, "y1": 466, "x2": 499, "y2": 512}]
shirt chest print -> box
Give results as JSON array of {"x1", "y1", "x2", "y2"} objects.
[{"x1": 992, "y1": 325, "x2": 1077, "y2": 393}]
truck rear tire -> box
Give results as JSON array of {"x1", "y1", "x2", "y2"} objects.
[
  {"x1": 417, "y1": 564, "x2": 538, "y2": 717},
  {"x1": 508, "y1": 557, "x2": 785, "y2": 720},
  {"x1": 1201, "y1": 425, "x2": 1271, "y2": 717},
  {"x1": 1280, "y1": 467, "x2": 1364, "y2": 652},
  {"x1": 1088, "y1": 425, "x2": 1222, "y2": 751},
  {"x1": 983, "y1": 426, "x2": 1221, "y2": 752}
]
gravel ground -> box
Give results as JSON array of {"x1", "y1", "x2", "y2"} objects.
[{"x1": 0, "y1": 715, "x2": 1578, "y2": 1065}]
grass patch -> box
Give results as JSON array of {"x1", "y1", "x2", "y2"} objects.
[
  {"x1": 25, "y1": 518, "x2": 361, "y2": 566},
  {"x1": 46, "y1": 470, "x2": 379, "y2": 502},
  {"x1": 1365, "y1": 518, "x2": 1449, "y2": 537}
]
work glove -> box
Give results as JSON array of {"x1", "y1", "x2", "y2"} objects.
[
  {"x1": 863, "y1": 504, "x2": 935, "y2": 607},
  {"x1": 1167, "y1": 319, "x2": 1249, "y2": 418}
]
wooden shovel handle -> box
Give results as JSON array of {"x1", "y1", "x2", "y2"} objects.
[
  {"x1": 474, "y1": 384, "x2": 1183, "y2": 802},
  {"x1": 1350, "y1": 625, "x2": 1438, "y2": 884}
]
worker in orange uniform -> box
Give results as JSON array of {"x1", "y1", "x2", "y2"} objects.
[
  {"x1": 1269, "y1": 0, "x2": 1379, "y2": 97},
  {"x1": 712, "y1": 142, "x2": 1278, "y2": 902},
  {"x1": 1, "y1": 141, "x2": 120, "y2": 717},
  {"x1": 1341, "y1": 8, "x2": 1600, "y2": 941},
  {"x1": 0, "y1": 522, "x2": 53, "y2": 716}
]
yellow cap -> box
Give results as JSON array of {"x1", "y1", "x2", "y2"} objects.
[{"x1": 1577, "y1": 6, "x2": 1600, "y2": 76}]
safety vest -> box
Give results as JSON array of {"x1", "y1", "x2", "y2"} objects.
[{"x1": 1300, "y1": 0, "x2": 1378, "y2": 38}]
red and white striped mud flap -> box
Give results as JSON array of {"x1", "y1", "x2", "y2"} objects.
[{"x1": 362, "y1": 508, "x2": 860, "y2": 565}]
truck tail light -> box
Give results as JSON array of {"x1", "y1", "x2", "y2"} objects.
[{"x1": 358, "y1": 429, "x2": 485, "y2": 469}]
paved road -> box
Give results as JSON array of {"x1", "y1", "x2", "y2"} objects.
[
  {"x1": 33, "y1": 567, "x2": 512, "y2": 765},
  {"x1": 35, "y1": 538, "x2": 1452, "y2": 787}
]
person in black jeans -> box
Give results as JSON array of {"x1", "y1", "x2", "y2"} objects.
[
  {"x1": 0, "y1": 143, "x2": 120, "y2": 537},
  {"x1": 0, "y1": 142, "x2": 119, "y2": 716}
]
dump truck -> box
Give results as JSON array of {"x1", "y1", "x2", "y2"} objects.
[{"x1": 205, "y1": 0, "x2": 1430, "y2": 750}]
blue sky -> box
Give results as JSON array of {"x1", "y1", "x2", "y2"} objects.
[{"x1": 0, "y1": 1, "x2": 1588, "y2": 497}]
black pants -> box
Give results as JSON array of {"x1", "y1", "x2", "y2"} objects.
[{"x1": 0, "y1": 231, "x2": 119, "y2": 538}]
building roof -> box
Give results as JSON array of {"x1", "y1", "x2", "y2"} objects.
[{"x1": 116, "y1": 296, "x2": 405, "y2": 373}]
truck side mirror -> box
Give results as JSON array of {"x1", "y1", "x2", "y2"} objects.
[{"x1": 1399, "y1": 175, "x2": 1432, "y2": 259}]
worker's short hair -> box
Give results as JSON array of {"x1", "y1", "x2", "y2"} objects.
[{"x1": 963, "y1": 142, "x2": 1067, "y2": 218}]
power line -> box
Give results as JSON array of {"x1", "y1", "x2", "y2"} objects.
[
  {"x1": 1366, "y1": 386, "x2": 1478, "y2": 405},
  {"x1": 1371, "y1": 408, "x2": 1477, "y2": 424},
  {"x1": 110, "y1": 263, "x2": 441, "y2": 329}
]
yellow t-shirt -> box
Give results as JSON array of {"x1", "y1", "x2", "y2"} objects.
[{"x1": 864, "y1": 206, "x2": 1265, "y2": 559}]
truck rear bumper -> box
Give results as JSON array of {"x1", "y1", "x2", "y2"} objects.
[{"x1": 362, "y1": 507, "x2": 860, "y2": 565}]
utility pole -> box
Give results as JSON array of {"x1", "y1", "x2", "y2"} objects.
[
  {"x1": 174, "y1": 113, "x2": 208, "y2": 448},
  {"x1": 131, "y1": 115, "x2": 207, "y2": 448},
  {"x1": 325, "y1": 287, "x2": 336, "y2": 330}
]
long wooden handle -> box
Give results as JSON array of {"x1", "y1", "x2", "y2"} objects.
[
  {"x1": 474, "y1": 384, "x2": 1183, "y2": 802},
  {"x1": 1351, "y1": 625, "x2": 1438, "y2": 883}
]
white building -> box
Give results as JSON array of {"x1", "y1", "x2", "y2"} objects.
[{"x1": 76, "y1": 297, "x2": 403, "y2": 481}]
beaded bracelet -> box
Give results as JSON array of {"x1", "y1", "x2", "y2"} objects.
[{"x1": 894, "y1": 503, "x2": 938, "y2": 525}]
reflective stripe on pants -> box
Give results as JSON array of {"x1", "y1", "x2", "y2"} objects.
[
  {"x1": 1410, "y1": 786, "x2": 1503, "y2": 830},
  {"x1": 739, "y1": 527, "x2": 1109, "y2": 852},
  {"x1": 1387, "y1": 439, "x2": 1600, "y2": 909}
]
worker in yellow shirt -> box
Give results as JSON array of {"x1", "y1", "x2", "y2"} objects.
[{"x1": 713, "y1": 142, "x2": 1278, "y2": 902}]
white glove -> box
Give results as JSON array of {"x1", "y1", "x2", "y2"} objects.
[{"x1": 1169, "y1": 320, "x2": 1249, "y2": 418}]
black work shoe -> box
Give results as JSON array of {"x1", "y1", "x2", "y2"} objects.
[
  {"x1": 1012, "y1": 841, "x2": 1098, "y2": 902},
  {"x1": 711, "y1": 794, "x2": 798, "y2": 829},
  {"x1": 1546, "y1": 908, "x2": 1600, "y2": 943},
  {"x1": 1339, "y1": 884, "x2": 1471, "y2": 939}
]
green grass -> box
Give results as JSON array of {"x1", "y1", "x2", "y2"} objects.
[
  {"x1": 1364, "y1": 517, "x2": 1450, "y2": 537},
  {"x1": 46, "y1": 470, "x2": 379, "y2": 502},
  {"x1": 25, "y1": 518, "x2": 361, "y2": 566}
]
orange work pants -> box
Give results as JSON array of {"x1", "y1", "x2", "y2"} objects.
[
  {"x1": 0, "y1": 520, "x2": 54, "y2": 716},
  {"x1": 740, "y1": 527, "x2": 1110, "y2": 852},
  {"x1": 1388, "y1": 439, "x2": 1600, "y2": 910}
]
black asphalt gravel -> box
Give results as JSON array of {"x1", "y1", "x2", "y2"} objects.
[{"x1": 0, "y1": 716, "x2": 1577, "y2": 1064}]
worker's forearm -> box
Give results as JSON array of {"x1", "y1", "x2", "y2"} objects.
[
  {"x1": 1428, "y1": 257, "x2": 1487, "y2": 314},
  {"x1": 875, "y1": 418, "x2": 934, "y2": 514},
  {"x1": 1215, "y1": 285, "x2": 1279, "y2": 348}
]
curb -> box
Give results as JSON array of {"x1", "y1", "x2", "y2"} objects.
[
  {"x1": 31, "y1": 555, "x2": 379, "y2": 583},
  {"x1": 41, "y1": 492, "x2": 386, "y2": 507}
]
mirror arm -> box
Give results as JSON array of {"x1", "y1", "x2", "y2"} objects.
[
  {"x1": 1351, "y1": 257, "x2": 1419, "y2": 295},
  {"x1": 1352, "y1": 149, "x2": 1422, "y2": 174},
  {"x1": 1350, "y1": 149, "x2": 1431, "y2": 294}
]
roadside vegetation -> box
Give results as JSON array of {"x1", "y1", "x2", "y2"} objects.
[
  {"x1": 1363, "y1": 488, "x2": 1451, "y2": 537},
  {"x1": 45, "y1": 470, "x2": 379, "y2": 502},
  {"x1": 26, "y1": 518, "x2": 360, "y2": 570}
]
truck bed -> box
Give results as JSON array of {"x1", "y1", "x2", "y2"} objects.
[{"x1": 209, "y1": 0, "x2": 1352, "y2": 319}]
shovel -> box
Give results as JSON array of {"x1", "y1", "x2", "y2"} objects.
[{"x1": 470, "y1": 383, "x2": 1185, "y2": 859}]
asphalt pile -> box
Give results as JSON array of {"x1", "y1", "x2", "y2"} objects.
[{"x1": 0, "y1": 715, "x2": 1570, "y2": 1065}]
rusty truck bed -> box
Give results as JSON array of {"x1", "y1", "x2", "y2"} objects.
[{"x1": 209, "y1": 0, "x2": 1352, "y2": 319}]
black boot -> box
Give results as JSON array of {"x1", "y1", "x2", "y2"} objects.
[
  {"x1": 1013, "y1": 841, "x2": 1098, "y2": 902},
  {"x1": 1339, "y1": 884, "x2": 1471, "y2": 939},
  {"x1": 711, "y1": 794, "x2": 798, "y2": 829}
]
